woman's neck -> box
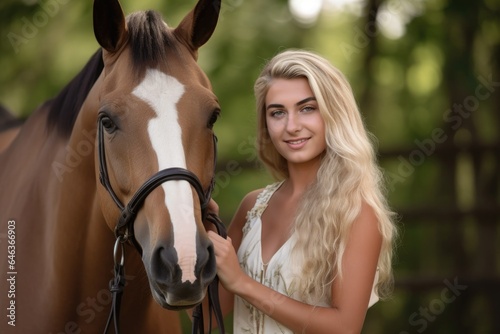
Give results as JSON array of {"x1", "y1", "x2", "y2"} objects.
[{"x1": 283, "y1": 160, "x2": 321, "y2": 198}]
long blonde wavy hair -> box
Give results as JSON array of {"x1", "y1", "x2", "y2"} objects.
[{"x1": 254, "y1": 50, "x2": 397, "y2": 304}]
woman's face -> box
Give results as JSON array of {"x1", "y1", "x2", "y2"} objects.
[{"x1": 265, "y1": 78, "x2": 326, "y2": 168}]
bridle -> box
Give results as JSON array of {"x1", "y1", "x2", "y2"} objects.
[{"x1": 97, "y1": 114, "x2": 226, "y2": 334}]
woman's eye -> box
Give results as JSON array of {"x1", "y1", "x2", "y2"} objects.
[
  {"x1": 270, "y1": 110, "x2": 285, "y2": 118},
  {"x1": 301, "y1": 106, "x2": 316, "y2": 113}
]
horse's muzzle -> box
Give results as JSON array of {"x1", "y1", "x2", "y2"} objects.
[{"x1": 148, "y1": 236, "x2": 216, "y2": 309}]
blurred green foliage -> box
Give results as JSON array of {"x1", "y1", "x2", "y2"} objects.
[{"x1": 1, "y1": 0, "x2": 499, "y2": 333}]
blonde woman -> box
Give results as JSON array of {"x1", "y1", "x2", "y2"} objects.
[{"x1": 208, "y1": 49, "x2": 397, "y2": 333}]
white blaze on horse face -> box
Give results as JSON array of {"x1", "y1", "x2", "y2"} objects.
[{"x1": 132, "y1": 68, "x2": 197, "y2": 284}]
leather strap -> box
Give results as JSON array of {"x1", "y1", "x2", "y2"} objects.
[
  {"x1": 192, "y1": 213, "x2": 227, "y2": 334},
  {"x1": 103, "y1": 263, "x2": 126, "y2": 334},
  {"x1": 103, "y1": 237, "x2": 126, "y2": 334}
]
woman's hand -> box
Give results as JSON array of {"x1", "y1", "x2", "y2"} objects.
[
  {"x1": 207, "y1": 198, "x2": 219, "y2": 216},
  {"x1": 208, "y1": 230, "x2": 246, "y2": 293}
]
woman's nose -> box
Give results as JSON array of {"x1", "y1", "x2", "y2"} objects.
[{"x1": 286, "y1": 113, "x2": 302, "y2": 133}]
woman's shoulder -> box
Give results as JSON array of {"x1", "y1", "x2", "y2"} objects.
[
  {"x1": 240, "y1": 181, "x2": 283, "y2": 211},
  {"x1": 227, "y1": 188, "x2": 264, "y2": 243},
  {"x1": 228, "y1": 182, "x2": 282, "y2": 233},
  {"x1": 244, "y1": 181, "x2": 283, "y2": 221},
  {"x1": 229, "y1": 188, "x2": 263, "y2": 229},
  {"x1": 241, "y1": 188, "x2": 263, "y2": 207}
]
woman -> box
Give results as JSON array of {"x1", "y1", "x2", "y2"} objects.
[{"x1": 207, "y1": 49, "x2": 397, "y2": 333}]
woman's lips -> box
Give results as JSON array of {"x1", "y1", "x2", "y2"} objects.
[{"x1": 285, "y1": 137, "x2": 309, "y2": 149}]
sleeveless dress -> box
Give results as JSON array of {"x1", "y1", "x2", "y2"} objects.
[{"x1": 233, "y1": 182, "x2": 379, "y2": 334}]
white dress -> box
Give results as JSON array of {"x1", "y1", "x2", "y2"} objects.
[{"x1": 233, "y1": 182, "x2": 379, "y2": 334}]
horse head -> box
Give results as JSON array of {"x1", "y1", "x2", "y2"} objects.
[{"x1": 88, "y1": 0, "x2": 221, "y2": 309}]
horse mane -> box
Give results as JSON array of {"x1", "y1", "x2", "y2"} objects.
[
  {"x1": 127, "y1": 10, "x2": 178, "y2": 72},
  {"x1": 46, "y1": 49, "x2": 104, "y2": 137},
  {"x1": 0, "y1": 104, "x2": 24, "y2": 132}
]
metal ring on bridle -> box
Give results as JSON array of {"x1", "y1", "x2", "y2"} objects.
[{"x1": 113, "y1": 236, "x2": 125, "y2": 267}]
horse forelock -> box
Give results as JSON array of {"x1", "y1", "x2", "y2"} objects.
[{"x1": 127, "y1": 11, "x2": 179, "y2": 74}]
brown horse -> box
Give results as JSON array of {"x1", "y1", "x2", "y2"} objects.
[{"x1": 0, "y1": 0, "x2": 222, "y2": 332}]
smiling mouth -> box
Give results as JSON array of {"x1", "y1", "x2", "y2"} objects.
[{"x1": 285, "y1": 138, "x2": 309, "y2": 144}]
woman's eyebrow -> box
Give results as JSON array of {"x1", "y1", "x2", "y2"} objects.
[
  {"x1": 266, "y1": 103, "x2": 284, "y2": 110},
  {"x1": 266, "y1": 97, "x2": 316, "y2": 110},
  {"x1": 296, "y1": 97, "x2": 316, "y2": 106}
]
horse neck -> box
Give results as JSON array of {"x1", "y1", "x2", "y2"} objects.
[{"x1": 0, "y1": 107, "x2": 109, "y2": 327}]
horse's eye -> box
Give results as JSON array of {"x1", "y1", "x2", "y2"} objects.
[
  {"x1": 208, "y1": 110, "x2": 220, "y2": 129},
  {"x1": 101, "y1": 116, "x2": 117, "y2": 133}
]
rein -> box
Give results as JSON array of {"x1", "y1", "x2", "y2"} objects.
[{"x1": 97, "y1": 115, "x2": 226, "y2": 334}]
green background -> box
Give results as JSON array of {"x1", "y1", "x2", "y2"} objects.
[{"x1": 1, "y1": 0, "x2": 499, "y2": 332}]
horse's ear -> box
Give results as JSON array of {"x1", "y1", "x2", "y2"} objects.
[
  {"x1": 174, "y1": 0, "x2": 221, "y2": 54},
  {"x1": 93, "y1": 0, "x2": 128, "y2": 53}
]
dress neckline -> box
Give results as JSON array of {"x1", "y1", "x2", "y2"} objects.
[{"x1": 256, "y1": 181, "x2": 292, "y2": 267}]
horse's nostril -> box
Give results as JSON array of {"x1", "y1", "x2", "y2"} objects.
[
  {"x1": 151, "y1": 238, "x2": 216, "y2": 288},
  {"x1": 200, "y1": 243, "x2": 217, "y2": 284},
  {"x1": 152, "y1": 246, "x2": 178, "y2": 282}
]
